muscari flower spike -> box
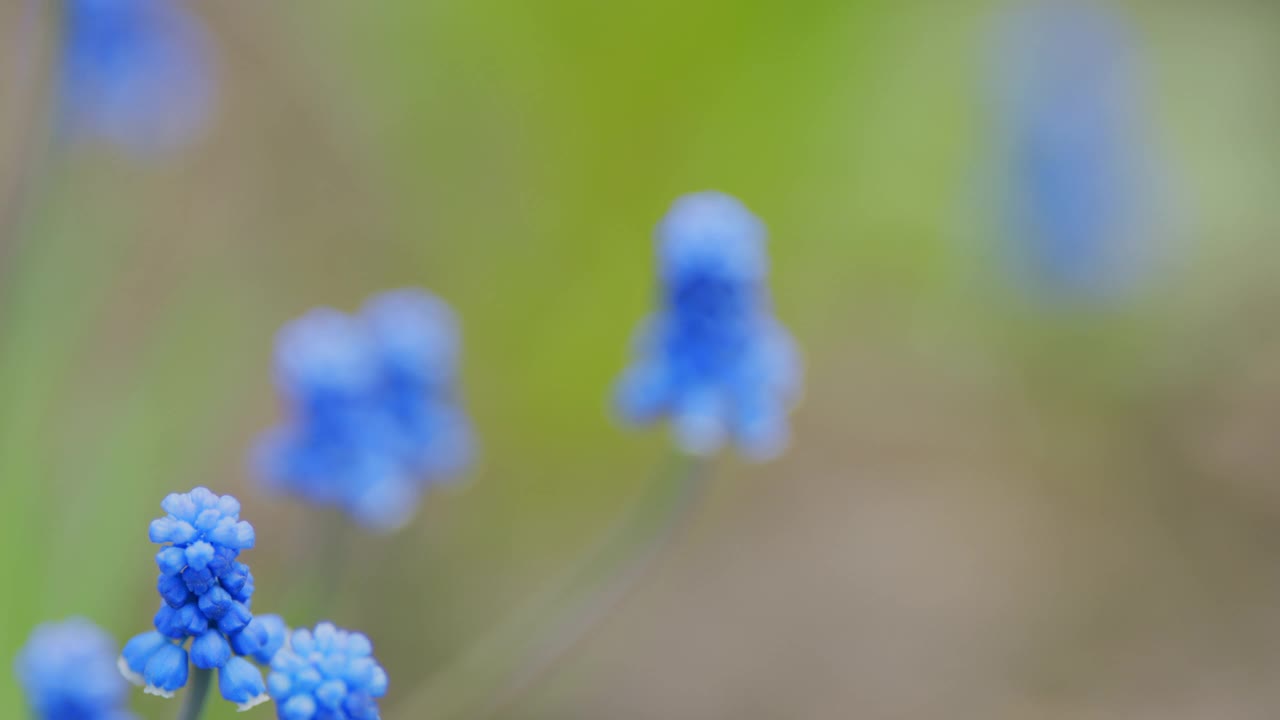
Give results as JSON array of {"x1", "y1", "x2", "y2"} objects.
[
  {"x1": 60, "y1": 0, "x2": 217, "y2": 152},
  {"x1": 118, "y1": 487, "x2": 270, "y2": 710},
  {"x1": 17, "y1": 618, "x2": 136, "y2": 720},
  {"x1": 989, "y1": 0, "x2": 1150, "y2": 300},
  {"x1": 267, "y1": 623, "x2": 388, "y2": 720},
  {"x1": 615, "y1": 191, "x2": 801, "y2": 460},
  {"x1": 255, "y1": 288, "x2": 474, "y2": 531}
]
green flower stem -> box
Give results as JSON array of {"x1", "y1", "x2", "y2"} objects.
[
  {"x1": 392, "y1": 452, "x2": 711, "y2": 719},
  {"x1": 284, "y1": 512, "x2": 351, "y2": 623},
  {"x1": 176, "y1": 667, "x2": 213, "y2": 720},
  {"x1": 479, "y1": 455, "x2": 710, "y2": 717}
]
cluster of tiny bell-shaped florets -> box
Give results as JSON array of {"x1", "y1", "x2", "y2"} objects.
[
  {"x1": 118, "y1": 487, "x2": 270, "y2": 709},
  {"x1": 267, "y1": 623, "x2": 389, "y2": 720},
  {"x1": 615, "y1": 191, "x2": 802, "y2": 460},
  {"x1": 256, "y1": 288, "x2": 474, "y2": 532},
  {"x1": 109, "y1": 488, "x2": 388, "y2": 719}
]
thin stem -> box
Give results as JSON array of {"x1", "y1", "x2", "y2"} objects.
[
  {"x1": 316, "y1": 512, "x2": 352, "y2": 618},
  {"x1": 283, "y1": 511, "x2": 349, "y2": 623},
  {"x1": 176, "y1": 667, "x2": 213, "y2": 720},
  {"x1": 479, "y1": 456, "x2": 709, "y2": 717},
  {"x1": 392, "y1": 452, "x2": 711, "y2": 719}
]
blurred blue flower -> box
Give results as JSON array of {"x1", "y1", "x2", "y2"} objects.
[
  {"x1": 256, "y1": 289, "x2": 474, "y2": 531},
  {"x1": 17, "y1": 618, "x2": 135, "y2": 720},
  {"x1": 616, "y1": 192, "x2": 801, "y2": 460},
  {"x1": 59, "y1": 0, "x2": 217, "y2": 152},
  {"x1": 267, "y1": 622, "x2": 388, "y2": 720},
  {"x1": 119, "y1": 487, "x2": 268, "y2": 710},
  {"x1": 989, "y1": 0, "x2": 1149, "y2": 299}
]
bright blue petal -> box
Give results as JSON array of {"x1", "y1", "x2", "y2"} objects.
[
  {"x1": 228, "y1": 619, "x2": 268, "y2": 657},
  {"x1": 218, "y1": 657, "x2": 267, "y2": 710},
  {"x1": 142, "y1": 642, "x2": 188, "y2": 695},
  {"x1": 120, "y1": 630, "x2": 168, "y2": 680},
  {"x1": 190, "y1": 629, "x2": 231, "y2": 670}
]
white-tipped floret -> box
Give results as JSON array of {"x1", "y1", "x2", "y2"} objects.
[
  {"x1": 117, "y1": 656, "x2": 145, "y2": 687},
  {"x1": 235, "y1": 692, "x2": 271, "y2": 712},
  {"x1": 144, "y1": 684, "x2": 176, "y2": 699}
]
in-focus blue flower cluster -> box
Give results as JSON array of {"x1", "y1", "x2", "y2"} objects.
[
  {"x1": 60, "y1": 0, "x2": 217, "y2": 152},
  {"x1": 616, "y1": 191, "x2": 801, "y2": 460},
  {"x1": 119, "y1": 487, "x2": 269, "y2": 710},
  {"x1": 16, "y1": 618, "x2": 135, "y2": 720},
  {"x1": 990, "y1": 0, "x2": 1147, "y2": 299},
  {"x1": 267, "y1": 622, "x2": 388, "y2": 720},
  {"x1": 256, "y1": 288, "x2": 474, "y2": 531}
]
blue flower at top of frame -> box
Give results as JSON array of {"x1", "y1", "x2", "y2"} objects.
[
  {"x1": 60, "y1": 0, "x2": 217, "y2": 152},
  {"x1": 256, "y1": 289, "x2": 474, "y2": 531},
  {"x1": 16, "y1": 618, "x2": 136, "y2": 720},
  {"x1": 615, "y1": 191, "x2": 801, "y2": 460},
  {"x1": 989, "y1": 0, "x2": 1149, "y2": 300},
  {"x1": 267, "y1": 623, "x2": 388, "y2": 720},
  {"x1": 118, "y1": 487, "x2": 268, "y2": 710}
]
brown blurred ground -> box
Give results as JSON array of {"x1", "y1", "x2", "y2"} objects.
[{"x1": 519, "y1": 331, "x2": 1280, "y2": 720}]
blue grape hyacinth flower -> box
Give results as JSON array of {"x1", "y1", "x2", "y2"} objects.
[
  {"x1": 989, "y1": 0, "x2": 1150, "y2": 300},
  {"x1": 247, "y1": 614, "x2": 290, "y2": 665},
  {"x1": 616, "y1": 192, "x2": 801, "y2": 460},
  {"x1": 118, "y1": 487, "x2": 269, "y2": 710},
  {"x1": 267, "y1": 623, "x2": 388, "y2": 720},
  {"x1": 59, "y1": 0, "x2": 217, "y2": 152},
  {"x1": 256, "y1": 289, "x2": 474, "y2": 531},
  {"x1": 17, "y1": 618, "x2": 135, "y2": 720}
]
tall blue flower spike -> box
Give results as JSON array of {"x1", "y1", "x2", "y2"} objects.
[
  {"x1": 615, "y1": 191, "x2": 801, "y2": 460},
  {"x1": 59, "y1": 0, "x2": 217, "y2": 152},
  {"x1": 256, "y1": 289, "x2": 474, "y2": 531},
  {"x1": 17, "y1": 618, "x2": 136, "y2": 720},
  {"x1": 989, "y1": 0, "x2": 1149, "y2": 299},
  {"x1": 267, "y1": 623, "x2": 388, "y2": 720},
  {"x1": 118, "y1": 487, "x2": 270, "y2": 710}
]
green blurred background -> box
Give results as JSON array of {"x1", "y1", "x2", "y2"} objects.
[{"x1": 3, "y1": 0, "x2": 1280, "y2": 717}]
